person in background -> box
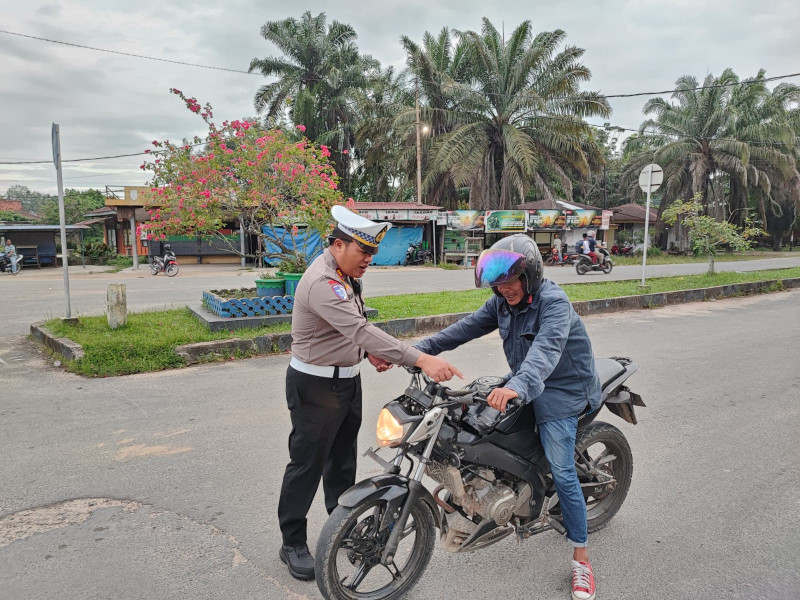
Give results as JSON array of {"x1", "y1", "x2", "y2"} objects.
[
  {"x1": 3, "y1": 238, "x2": 19, "y2": 274},
  {"x1": 551, "y1": 234, "x2": 563, "y2": 262}
]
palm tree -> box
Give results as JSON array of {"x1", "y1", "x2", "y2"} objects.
[
  {"x1": 747, "y1": 83, "x2": 800, "y2": 248},
  {"x1": 248, "y1": 12, "x2": 378, "y2": 192},
  {"x1": 619, "y1": 70, "x2": 797, "y2": 223},
  {"x1": 421, "y1": 19, "x2": 611, "y2": 210},
  {"x1": 353, "y1": 28, "x2": 475, "y2": 208}
]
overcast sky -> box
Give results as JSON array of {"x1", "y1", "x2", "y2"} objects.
[{"x1": 1, "y1": 0, "x2": 798, "y2": 197}]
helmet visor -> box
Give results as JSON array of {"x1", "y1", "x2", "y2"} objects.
[{"x1": 474, "y1": 249, "x2": 527, "y2": 288}]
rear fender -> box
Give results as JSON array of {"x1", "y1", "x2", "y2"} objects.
[
  {"x1": 604, "y1": 388, "x2": 645, "y2": 425},
  {"x1": 338, "y1": 474, "x2": 441, "y2": 530}
]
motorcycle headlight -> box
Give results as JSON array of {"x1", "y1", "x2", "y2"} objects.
[{"x1": 376, "y1": 408, "x2": 407, "y2": 447}]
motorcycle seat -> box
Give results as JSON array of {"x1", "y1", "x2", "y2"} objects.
[{"x1": 595, "y1": 358, "x2": 626, "y2": 390}]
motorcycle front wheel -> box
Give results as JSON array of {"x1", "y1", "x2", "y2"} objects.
[
  {"x1": 165, "y1": 263, "x2": 179, "y2": 277},
  {"x1": 602, "y1": 260, "x2": 613, "y2": 274},
  {"x1": 315, "y1": 498, "x2": 435, "y2": 600},
  {"x1": 575, "y1": 421, "x2": 633, "y2": 533}
]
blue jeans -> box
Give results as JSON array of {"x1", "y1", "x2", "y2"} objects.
[{"x1": 538, "y1": 415, "x2": 587, "y2": 547}]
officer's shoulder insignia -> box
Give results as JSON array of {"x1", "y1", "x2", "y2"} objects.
[{"x1": 328, "y1": 279, "x2": 347, "y2": 300}]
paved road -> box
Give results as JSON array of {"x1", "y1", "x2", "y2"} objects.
[
  {"x1": 2, "y1": 290, "x2": 798, "y2": 599},
  {"x1": 1, "y1": 254, "x2": 799, "y2": 337}
]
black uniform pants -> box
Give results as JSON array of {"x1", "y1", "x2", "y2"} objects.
[{"x1": 278, "y1": 366, "x2": 362, "y2": 547}]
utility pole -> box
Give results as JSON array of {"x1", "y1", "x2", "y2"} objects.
[
  {"x1": 415, "y1": 76, "x2": 422, "y2": 205},
  {"x1": 603, "y1": 165, "x2": 607, "y2": 210}
]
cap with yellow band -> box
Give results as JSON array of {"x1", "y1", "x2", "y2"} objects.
[{"x1": 330, "y1": 205, "x2": 391, "y2": 255}]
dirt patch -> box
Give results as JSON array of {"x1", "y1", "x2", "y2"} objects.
[{"x1": 0, "y1": 498, "x2": 139, "y2": 548}]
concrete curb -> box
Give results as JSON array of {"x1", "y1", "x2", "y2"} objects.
[
  {"x1": 31, "y1": 277, "x2": 800, "y2": 366},
  {"x1": 30, "y1": 321, "x2": 85, "y2": 361}
]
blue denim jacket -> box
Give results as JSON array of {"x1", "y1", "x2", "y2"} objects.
[{"x1": 415, "y1": 279, "x2": 601, "y2": 424}]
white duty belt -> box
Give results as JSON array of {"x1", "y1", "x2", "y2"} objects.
[{"x1": 290, "y1": 357, "x2": 361, "y2": 378}]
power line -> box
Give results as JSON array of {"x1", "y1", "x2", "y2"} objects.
[
  {"x1": 0, "y1": 29, "x2": 256, "y2": 75},
  {"x1": 0, "y1": 142, "x2": 208, "y2": 165},
  {"x1": 3, "y1": 28, "x2": 797, "y2": 99}
]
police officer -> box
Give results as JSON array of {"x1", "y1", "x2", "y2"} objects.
[{"x1": 278, "y1": 205, "x2": 463, "y2": 580}]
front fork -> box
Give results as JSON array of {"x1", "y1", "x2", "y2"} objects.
[{"x1": 380, "y1": 420, "x2": 442, "y2": 566}]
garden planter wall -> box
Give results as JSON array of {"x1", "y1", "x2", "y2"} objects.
[{"x1": 203, "y1": 289, "x2": 294, "y2": 318}]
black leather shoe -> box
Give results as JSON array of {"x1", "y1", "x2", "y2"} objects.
[{"x1": 279, "y1": 544, "x2": 315, "y2": 580}]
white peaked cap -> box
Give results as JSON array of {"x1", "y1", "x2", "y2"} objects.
[{"x1": 331, "y1": 205, "x2": 392, "y2": 251}]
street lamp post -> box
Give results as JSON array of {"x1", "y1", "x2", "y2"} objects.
[{"x1": 415, "y1": 77, "x2": 422, "y2": 206}]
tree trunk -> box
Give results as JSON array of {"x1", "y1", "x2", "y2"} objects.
[{"x1": 707, "y1": 253, "x2": 715, "y2": 275}]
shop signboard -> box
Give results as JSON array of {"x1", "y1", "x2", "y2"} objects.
[
  {"x1": 485, "y1": 210, "x2": 527, "y2": 233},
  {"x1": 446, "y1": 210, "x2": 485, "y2": 230},
  {"x1": 408, "y1": 209, "x2": 436, "y2": 221},
  {"x1": 354, "y1": 208, "x2": 437, "y2": 222},
  {"x1": 563, "y1": 209, "x2": 602, "y2": 229},
  {"x1": 601, "y1": 210, "x2": 613, "y2": 230},
  {"x1": 527, "y1": 209, "x2": 563, "y2": 230}
]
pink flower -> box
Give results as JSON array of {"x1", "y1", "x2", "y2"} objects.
[
  {"x1": 296, "y1": 125, "x2": 306, "y2": 132},
  {"x1": 342, "y1": 149, "x2": 349, "y2": 155}
]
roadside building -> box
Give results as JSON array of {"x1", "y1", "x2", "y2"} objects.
[
  {"x1": 351, "y1": 202, "x2": 443, "y2": 266},
  {"x1": 610, "y1": 203, "x2": 660, "y2": 250}
]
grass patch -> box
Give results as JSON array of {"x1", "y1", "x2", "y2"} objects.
[
  {"x1": 45, "y1": 267, "x2": 799, "y2": 377},
  {"x1": 45, "y1": 307, "x2": 289, "y2": 377},
  {"x1": 610, "y1": 250, "x2": 791, "y2": 266},
  {"x1": 367, "y1": 267, "x2": 800, "y2": 319}
]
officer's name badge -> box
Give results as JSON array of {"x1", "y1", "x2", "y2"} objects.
[{"x1": 328, "y1": 280, "x2": 348, "y2": 300}]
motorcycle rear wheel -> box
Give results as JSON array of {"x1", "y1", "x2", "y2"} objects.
[
  {"x1": 316, "y1": 498, "x2": 435, "y2": 600},
  {"x1": 575, "y1": 421, "x2": 633, "y2": 533},
  {"x1": 165, "y1": 263, "x2": 179, "y2": 277},
  {"x1": 575, "y1": 261, "x2": 590, "y2": 275}
]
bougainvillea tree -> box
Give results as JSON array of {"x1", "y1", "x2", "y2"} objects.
[{"x1": 140, "y1": 89, "x2": 348, "y2": 263}]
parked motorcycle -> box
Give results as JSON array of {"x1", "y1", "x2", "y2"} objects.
[
  {"x1": 150, "y1": 245, "x2": 179, "y2": 277},
  {"x1": 403, "y1": 242, "x2": 432, "y2": 266},
  {"x1": 0, "y1": 252, "x2": 22, "y2": 275},
  {"x1": 560, "y1": 249, "x2": 581, "y2": 266},
  {"x1": 575, "y1": 247, "x2": 613, "y2": 275},
  {"x1": 611, "y1": 244, "x2": 634, "y2": 257},
  {"x1": 544, "y1": 247, "x2": 562, "y2": 266},
  {"x1": 315, "y1": 359, "x2": 644, "y2": 600}
]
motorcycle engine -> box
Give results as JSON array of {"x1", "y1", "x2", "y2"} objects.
[{"x1": 427, "y1": 462, "x2": 531, "y2": 526}]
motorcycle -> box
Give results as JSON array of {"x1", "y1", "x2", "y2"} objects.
[
  {"x1": 575, "y1": 247, "x2": 613, "y2": 275},
  {"x1": 560, "y1": 249, "x2": 582, "y2": 266},
  {"x1": 150, "y1": 246, "x2": 179, "y2": 277},
  {"x1": 403, "y1": 242, "x2": 432, "y2": 266},
  {"x1": 611, "y1": 244, "x2": 634, "y2": 257},
  {"x1": 544, "y1": 247, "x2": 562, "y2": 266},
  {"x1": 315, "y1": 359, "x2": 644, "y2": 600},
  {"x1": 0, "y1": 252, "x2": 22, "y2": 275}
]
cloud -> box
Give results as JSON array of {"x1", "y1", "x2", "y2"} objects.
[{"x1": 2, "y1": 0, "x2": 799, "y2": 195}]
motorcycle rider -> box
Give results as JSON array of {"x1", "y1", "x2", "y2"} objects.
[
  {"x1": 414, "y1": 234, "x2": 601, "y2": 600},
  {"x1": 582, "y1": 233, "x2": 598, "y2": 264}
]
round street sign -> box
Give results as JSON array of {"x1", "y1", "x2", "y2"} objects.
[{"x1": 639, "y1": 163, "x2": 663, "y2": 193}]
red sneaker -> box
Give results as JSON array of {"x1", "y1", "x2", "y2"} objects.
[{"x1": 571, "y1": 560, "x2": 596, "y2": 600}]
